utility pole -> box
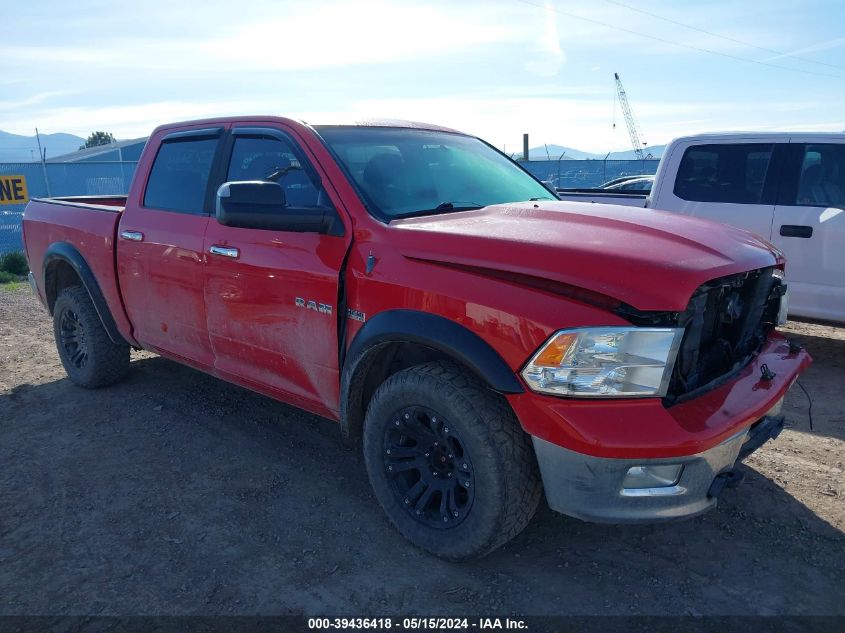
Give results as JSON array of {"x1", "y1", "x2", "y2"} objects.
[
  {"x1": 35, "y1": 128, "x2": 52, "y2": 197},
  {"x1": 557, "y1": 151, "x2": 566, "y2": 185},
  {"x1": 522, "y1": 134, "x2": 529, "y2": 162}
]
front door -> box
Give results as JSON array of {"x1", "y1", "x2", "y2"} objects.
[
  {"x1": 772, "y1": 141, "x2": 845, "y2": 322},
  {"x1": 203, "y1": 125, "x2": 350, "y2": 415}
]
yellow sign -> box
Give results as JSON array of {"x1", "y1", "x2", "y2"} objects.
[{"x1": 0, "y1": 175, "x2": 29, "y2": 205}]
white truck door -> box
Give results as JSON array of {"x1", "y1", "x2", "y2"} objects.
[
  {"x1": 652, "y1": 140, "x2": 777, "y2": 239},
  {"x1": 771, "y1": 139, "x2": 845, "y2": 323}
]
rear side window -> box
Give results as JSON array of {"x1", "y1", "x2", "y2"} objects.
[
  {"x1": 674, "y1": 144, "x2": 773, "y2": 204},
  {"x1": 795, "y1": 144, "x2": 845, "y2": 208},
  {"x1": 143, "y1": 138, "x2": 218, "y2": 214}
]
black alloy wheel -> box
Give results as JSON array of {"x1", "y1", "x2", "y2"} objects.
[
  {"x1": 59, "y1": 307, "x2": 88, "y2": 369},
  {"x1": 52, "y1": 285, "x2": 130, "y2": 388},
  {"x1": 383, "y1": 405, "x2": 475, "y2": 528},
  {"x1": 362, "y1": 361, "x2": 542, "y2": 560}
]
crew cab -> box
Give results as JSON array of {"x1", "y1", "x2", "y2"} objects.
[
  {"x1": 556, "y1": 132, "x2": 845, "y2": 323},
  {"x1": 22, "y1": 117, "x2": 811, "y2": 560}
]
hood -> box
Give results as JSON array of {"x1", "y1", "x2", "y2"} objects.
[{"x1": 390, "y1": 201, "x2": 781, "y2": 311}]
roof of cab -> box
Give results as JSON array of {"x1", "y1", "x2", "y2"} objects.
[
  {"x1": 670, "y1": 131, "x2": 845, "y2": 143},
  {"x1": 152, "y1": 116, "x2": 464, "y2": 136}
]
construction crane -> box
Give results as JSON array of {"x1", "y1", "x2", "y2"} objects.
[{"x1": 612, "y1": 72, "x2": 652, "y2": 160}]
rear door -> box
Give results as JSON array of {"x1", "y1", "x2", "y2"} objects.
[
  {"x1": 117, "y1": 127, "x2": 226, "y2": 367},
  {"x1": 203, "y1": 125, "x2": 350, "y2": 415},
  {"x1": 771, "y1": 140, "x2": 845, "y2": 322},
  {"x1": 655, "y1": 141, "x2": 778, "y2": 239}
]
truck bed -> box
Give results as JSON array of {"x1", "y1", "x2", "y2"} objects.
[
  {"x1": 30, "y1": 195, "x2": 127, "y2": 211},
  {"x1": 555, "y1": 189, "x2": 648, "y2": 207},
  {"x1": 22, "y1": 196, "x2": 133, "y2": 343}
]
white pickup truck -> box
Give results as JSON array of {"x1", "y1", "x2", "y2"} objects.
[{"x1": 556, "y1": 132, "x2": 845, "y2": 323}]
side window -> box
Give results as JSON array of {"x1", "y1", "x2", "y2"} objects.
[
  {"x1": 143, "y1": 138, "x2": 218, "y2": 214},
  {"x1": 795, "y1": 144, "x2": 845, "y2": 208},
  {"x1": 227, "y1": 135, "x2": 329, "y2": 208},
  {"x1": 674, "y1": 143, "x2": 773, "y2": 204}
]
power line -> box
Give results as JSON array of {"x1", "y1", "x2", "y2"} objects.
[
  {"x1": 603, "y1": 0, "x2": 845, "y2": 72},
  {"x1": 514, "y1": 0, "x2": 845, "y2": 80}
]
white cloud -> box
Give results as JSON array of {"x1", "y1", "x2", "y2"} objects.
[
  {"x1": 760, "y1": 36, "x2": 845, "y2": 63},
  {"x1": 200, "y1": 2, "x2": 517, "y2": 71},
  {"x1": 0, "y1": 46, "x2": 113, "y2": 65},
  {"x1": 1, "y1": 100, "x2": 282, "y2": 138},
  {"x1": 523, "y1": 1, "x2": 566, "y2": 77},
  {"x1": 0, "y1": 91, "x2": 77, "y2": 111},
  {"x1": 0, "y1": 1, "x2": 519, "y2": 72}
]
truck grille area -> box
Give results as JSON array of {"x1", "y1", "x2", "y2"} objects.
[{"x1": 664, "y1": 266, "x2": 785, "y2": 404}]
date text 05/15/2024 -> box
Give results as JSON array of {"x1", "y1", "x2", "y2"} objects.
[{"x1": 307, "y1": 618, "x2": 528, "y2": 630}]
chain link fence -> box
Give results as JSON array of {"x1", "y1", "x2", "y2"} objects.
[
  {"x1": 0, "y1": 162, "x2": 138, "y2": 254},
  {"x1": 521, "y1": 158, "x2": 659, "y2": 189}
]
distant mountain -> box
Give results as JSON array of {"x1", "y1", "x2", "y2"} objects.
[
  {"x1": 528, "y1": 143, "x2": 665, "y2": 161},
  {"x1": 604, "y1": 144, "x2": 666, "y2": 160},
  {"x1": 0, "y1": 130, "x2": 86, "y2": 162},
  {"x1": 528, "y1": 144, "x2": 600, "y2": 160}
]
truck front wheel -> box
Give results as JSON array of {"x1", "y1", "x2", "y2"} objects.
[
  {"x1": 363, "y1": 361, "x2": 541, "y2": 560},
  {"x1": 52, "y1": 286, "x2": 130, "y2": 388}
]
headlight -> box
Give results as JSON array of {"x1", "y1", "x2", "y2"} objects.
[{"x1": 521, "y1": 327, "x2": 684, "y2": 398}]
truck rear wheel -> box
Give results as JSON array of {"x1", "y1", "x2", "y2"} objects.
[
  {"x1": 52, "y1": 285, "x2": 130, "y2": 388},
  {"x1": 363, "y1": 361, "x2": 541, "y2": 560}
]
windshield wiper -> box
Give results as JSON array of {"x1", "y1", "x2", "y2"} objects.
[
  {"x1": 433, "y1": 201, "x2": 483, "y2": 211},
  {"x1": 529, "y1": 196, "x2": 555, "y2": 201},
  {"x1": 265, "y1": 164, "x2": 302, "y2": 182},
  {"x1": 391, "y1": 201, "x2": 484, "y2": 220}
]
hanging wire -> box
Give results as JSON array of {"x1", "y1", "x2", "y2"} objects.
[{"x1": 796, "y1": 381, "x2": 814, "y2": 431}]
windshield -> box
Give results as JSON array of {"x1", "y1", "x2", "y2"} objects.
[{"x1": 315, "y1": 126, "x2": 555, "y2": 220}]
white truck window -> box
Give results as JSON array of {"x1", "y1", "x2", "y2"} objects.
[
  {"x1": 795, "y1": 144, "x2": 845, "y2": 208},
  {"x1": 674, "y1": 144, "x2": 773, "y2": 205}
]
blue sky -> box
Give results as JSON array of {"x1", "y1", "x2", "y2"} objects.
[{"x1": 2, "y1": 0, "x2": 844, "y2": 153}]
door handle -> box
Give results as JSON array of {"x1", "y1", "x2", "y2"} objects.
[
  {"x1": 209, "y1": 245, "x2": 240, "y2": 258},
  {"x1": 119, "y1": 230, "x2": 144, "y2": 242},
  {"x1": 779, "y1": 225, "x2": 813, "y2": 238}
]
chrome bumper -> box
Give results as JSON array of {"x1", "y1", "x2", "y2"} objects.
[{"x1": 533, "y1": 426, "x2": 756, "y2": 523}]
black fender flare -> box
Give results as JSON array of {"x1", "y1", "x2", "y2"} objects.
[
  {"x1": 43, "y1": 242, "x2": 127, "y2": 346},
  {"x1": 340, "y1": 309, "x2": 523, "y2": 440}
]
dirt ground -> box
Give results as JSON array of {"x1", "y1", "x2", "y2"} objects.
[{"x1": 0, "y1": 285, "x2": 842, "y2": 616}]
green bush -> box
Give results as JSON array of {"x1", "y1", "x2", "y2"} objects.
[
  {"x1": 0, "y1": 251, "x2": 28, "y2": 276},
  {"x1": 0, "y1": 270, "x2": 17, "y2": 284}
]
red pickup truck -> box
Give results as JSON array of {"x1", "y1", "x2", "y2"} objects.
[{"x1": 23, "y1": 116, "x2": 811, "y2": 560}]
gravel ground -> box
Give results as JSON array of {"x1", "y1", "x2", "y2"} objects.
[{"x1": 0, "y1": 285, "x2": 842, "y2": 616}]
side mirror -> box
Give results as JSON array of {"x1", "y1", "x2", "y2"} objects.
[{"x1": 215, "y1": 181, "x2": 327, "y2": 232}]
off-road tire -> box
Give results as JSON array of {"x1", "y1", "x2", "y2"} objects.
[
  {"x1": 363, "y1": 361, "x2": 542, "y2": 560},
  {"x1": 52, "y1": 285, "x2": 130, "y2": 388}
]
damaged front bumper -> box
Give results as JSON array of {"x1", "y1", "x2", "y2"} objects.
[
  {"x1": 520, "y1": 332, "x2": 811, "y2": 524},
  {"x1": 533, "y1": 410, "x2": 785, "y2": 523}
]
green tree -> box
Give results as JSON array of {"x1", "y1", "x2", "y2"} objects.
[{"x1": 80, "y1": 131, "x2": 116, "y2": 150}]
